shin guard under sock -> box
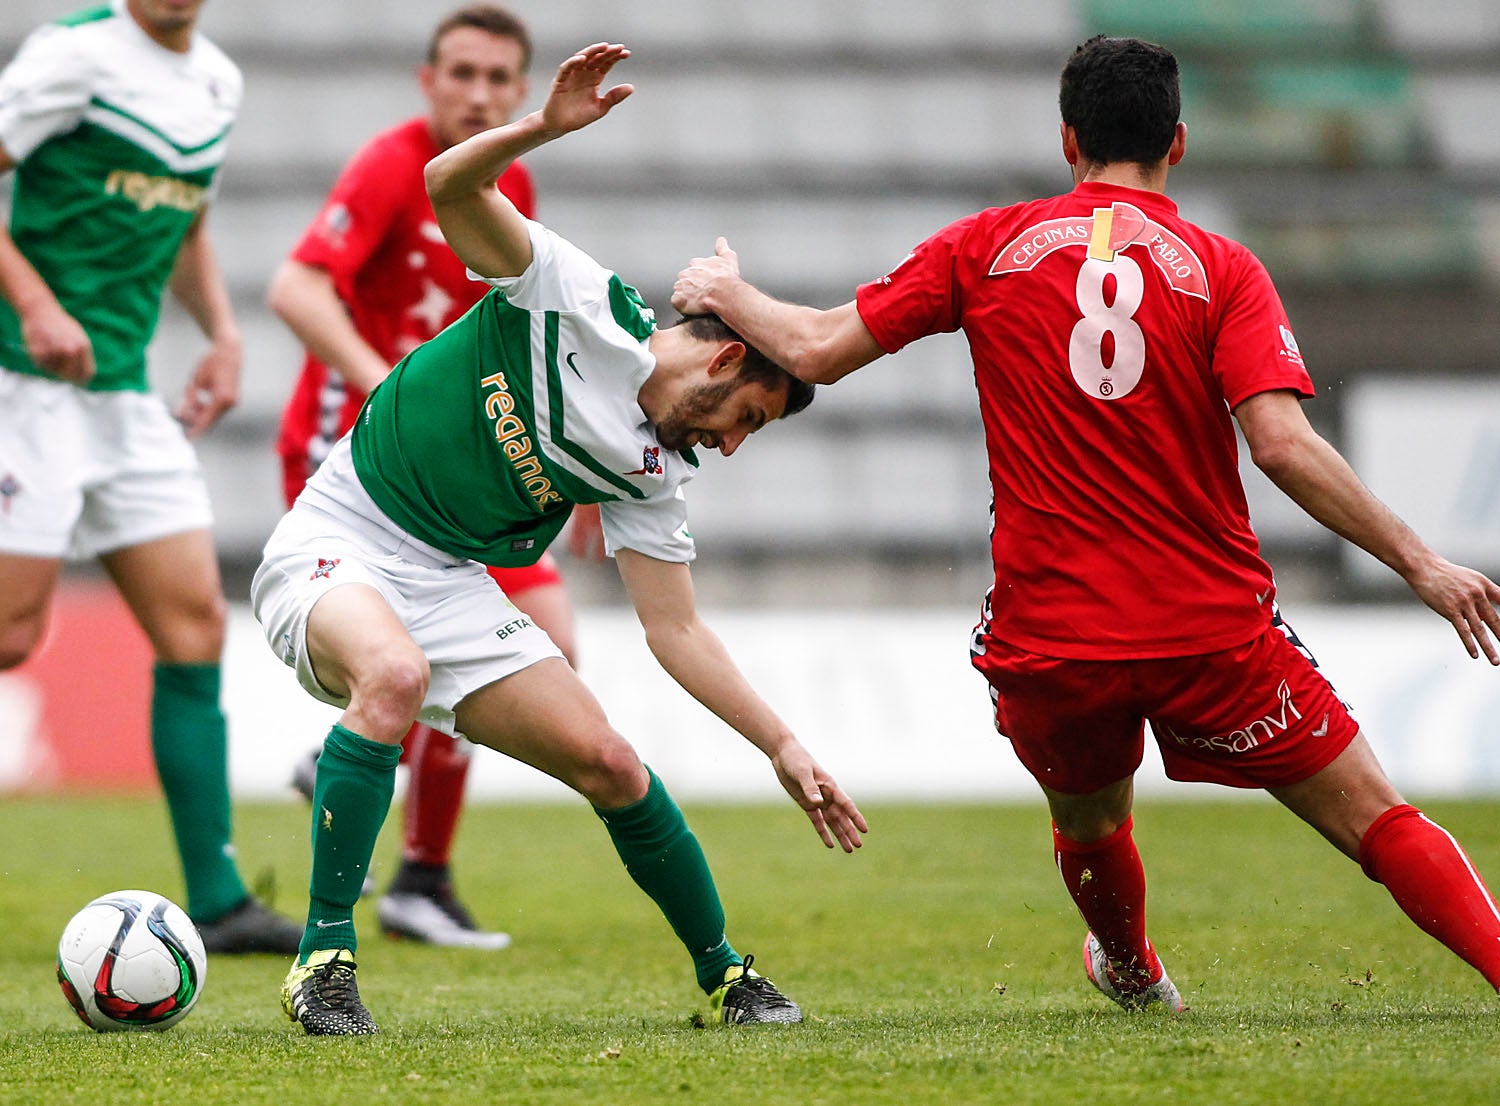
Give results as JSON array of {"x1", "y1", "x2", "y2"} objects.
[
  {"x1": 596, "y1": 767, "x2": 740, "y2": 991},
  {"x1": 302, "y1": 724, "x2": 401, "y2": 957},
  {"x1": 151, "y1": 662, "x2": 246, "y2": 922},
  {"x1": 1053, "y1": 816, "x2": 1162, "y2": 986},
  {"x1": 1359, "y1": 804, "x2": 1500, "y2": 989}
]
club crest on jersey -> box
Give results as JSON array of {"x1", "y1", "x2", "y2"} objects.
[
  {"x1": 1278, "y1": 324, "x2": 1305, "y2": 368},
  {"x1": 626, "y1": 446, "x2": 663, "y2": 476},
  {"x1": 0, "y1": 472, "x2": 19, "y2": 514},
  {"x1": 310, "y1": 557, "x2": 341, "y2": 581},
  {"x1": 989, "y1": 201, "x2": 1209, "y2": 301}
]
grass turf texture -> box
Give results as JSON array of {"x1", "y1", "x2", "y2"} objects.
[{"x1": 2, "y1": 796, "x2": 1497, "y2": 1105}]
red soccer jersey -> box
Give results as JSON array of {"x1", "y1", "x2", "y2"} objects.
[
  {"x1": 857, "y1": 181, "x2": 1315, "y2": 660},
  {"x1": 275, "y1": 116, "x2": 536, "y2": 502}
]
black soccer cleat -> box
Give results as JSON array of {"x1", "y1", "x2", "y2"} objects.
[
  {"x1": 282, "y1": 948, "x2": 379, "y2": 1035},
  {"x1": 197, "y1": 895, "x2": 302, "y2": 955},
  {"x1": 708, "y1": 955, "x2": 803, "y2": 1024}
]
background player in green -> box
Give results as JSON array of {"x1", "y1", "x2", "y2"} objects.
[
  {"x1": 254, "y1": 41, "x2": 868, "y2": 1036},
  {"x1": 0, "y1": 0, "x2": 300, "y2": 953}
]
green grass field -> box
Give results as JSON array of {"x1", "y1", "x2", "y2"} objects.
[{"x1": 2, "y1": 795, "x2": 1497, "y2": 1105}]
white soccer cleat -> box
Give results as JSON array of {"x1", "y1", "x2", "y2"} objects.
[
  {"x1": 1083, "y1": 931, "x2": 1186, "y2": 1013},
  {"x1": 377, "y1": 891, "x2": 512, "y2": 950}
]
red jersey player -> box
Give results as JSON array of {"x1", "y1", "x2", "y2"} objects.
[
  {"x1": 673, "y1": 36, "x2": 1500, "y2": 1010},
  {"x1": 269, "y1": 4, "x2": 600, "y2": 948}
]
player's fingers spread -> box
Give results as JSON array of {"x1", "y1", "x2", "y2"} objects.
[
  {"x1": 1472, "y1": 613, "x2": 1500, "y2": 665},
  {"x1": 806, "y1": 809, "x2": 835, "y2": 849},
  {"x1": 1451, "y1": 615, "x2": 1480, "y2": 660},
  {"x1": 828, "y1": 809, "x2": 861, "y2": 849},
  {"x1": 847, "y1": 801, "x2": 870, "y2": 834}
]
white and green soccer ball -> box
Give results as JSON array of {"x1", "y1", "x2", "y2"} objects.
[{"x1": 56, "y1": 890, "x2": 206, "y2": 1032}]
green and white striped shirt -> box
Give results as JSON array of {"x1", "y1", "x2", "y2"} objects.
[
  {"x1": 0, "y1": 1, "x2": 240, "y2": 391},
  {"x1": 352, "y1": 220, "x2": 701, "y2": 566}
]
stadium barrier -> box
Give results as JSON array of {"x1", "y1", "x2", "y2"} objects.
[{"x1": 3, "y1": 587, "x2": 1499, "y2": 801}]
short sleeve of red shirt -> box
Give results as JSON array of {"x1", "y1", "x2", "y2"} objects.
[
  {"x1": 1210, "y1": 244, "x2": 1315, "y2": 407},
  {"x1": 856, "y1": 213, "x2": 981, "y2": 353},
  {"x1": 290, "y1": 135, "x2": 407, "y2": 289}
]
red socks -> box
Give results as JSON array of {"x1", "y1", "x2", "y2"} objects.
[
  {"x1": 1359, "y1": 804, "x2": 1500, "y2": 989},
  {"x1": 1055, "y1": 805, "x2": 1500, "y2": 995},
  {"x1": 1053, "y1": 816, "x2": 1161, "y2": 986},
  {"x1": 400, "y1": 723, "x2": 471, "y2": 867}
]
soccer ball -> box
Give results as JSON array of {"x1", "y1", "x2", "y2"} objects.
[{"x1": 56, "y1": 890, "x2": 207, "y2": 1032}]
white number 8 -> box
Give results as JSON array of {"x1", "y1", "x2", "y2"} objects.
[{"x1": 1068, "y1": 255, "x2": 1145, "y2": 400}]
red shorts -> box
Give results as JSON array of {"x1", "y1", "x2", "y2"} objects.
[
  {"x1": 485, "y1": 552, "x2": 563, "y2": 596},
  {"x1": 971, "y1": 611, "x2": 1359, "y2": 794}
]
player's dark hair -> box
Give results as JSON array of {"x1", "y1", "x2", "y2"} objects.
[
  {"x1": 1059, "y1": 35, "x2": 1180, "y2": 167},
  {"x1": 672, "y1": 314, "x2": 815, "y2": 418},
  {"x1": 428, "y1": 4, "x2": 532, "y2": 71}
]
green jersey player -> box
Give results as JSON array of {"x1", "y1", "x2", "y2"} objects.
[
  {"x1": 0, "y1": 0, "x2": 299, "y2": 953},
  {"x1": 255, "y1": 42, "x2": 868, "y2": 1036}
]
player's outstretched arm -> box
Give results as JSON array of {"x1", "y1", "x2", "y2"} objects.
[
  {"x1": 671, "y1": 237, "x2": 886, "y2": 384},
  {"x1": 1236, "y1": 389, "x2": 1500, "y2": 663},
  {"x1": 425, "y1": 43, "x2": 633, "y2": 280},
  {"x1": 615, "y1": 548, "x2": 868, "y2": 852}
]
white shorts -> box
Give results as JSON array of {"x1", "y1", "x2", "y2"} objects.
[
  {"x1": 251, "y1": 436, "x2": 563, "y2": 738},
  {"x1": 0, "y1": 369, "x2": 212, "y2": 559}
]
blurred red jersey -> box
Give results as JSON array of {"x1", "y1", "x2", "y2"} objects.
[
  {"x1": 857, "y1": 181, "x2": 1315, "y2": 660},
  {"x1": 275, "y1": 116, "x2": 536, "y2": 504}
]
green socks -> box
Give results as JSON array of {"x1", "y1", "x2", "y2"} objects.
[
  {"x1": 302, "y1": 724, "x2": 402, "y2": 958},
  {"x1": 595, "y1": 767, "x2": 741, "y2": 991},
  {"x1": 151, "y1": 662, "x2": 246, "y2": 923}
]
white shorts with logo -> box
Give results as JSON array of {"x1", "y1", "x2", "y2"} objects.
[
  {"x1": 0, "y1": 369, "x2": 213, "y2": 559},
  {"x1": 251, "y1": 435, "x2": 563, "y2": 739}
]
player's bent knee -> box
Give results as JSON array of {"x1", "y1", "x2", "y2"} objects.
[
  {"x1": 0, "y1": 633, "x2": 38, "y2": 671},
  {"x1": 151, "y1": 601, "x2": 228, "y2": 664},
  {"x1": 353, "y1": 651, "x2": 430, "y2": 725},
  {"x1": 569, "y1": 734, "x2": 648, "y2": 808},
  {"x1": 0, "y1": 617, "x2": 47, "y2": 670}
]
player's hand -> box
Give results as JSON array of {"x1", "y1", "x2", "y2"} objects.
[
  {"x1": 566, "y1": 502, "x2": 607, "y2": 562},
  {"x1": 175, "y1": 335, "x2": 241, "y2": 438},
  {"x1": 771, "y1": 742, "x2": 869, "y2": 853},
  {"x1": 1406, "y1": 556, "x2": 1500, "y2": 664},
  {"x1": 541, "y1": 43, "x2": 634, "y2": 136},
  {"x1": 22, "y1": 300, "x2": 95, "y2": 383},
  {"x1": 671, "y1": 237, "x2": 740, "y2": 316}
]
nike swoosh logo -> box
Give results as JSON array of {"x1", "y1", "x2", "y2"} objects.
[
  {"x1": 565, "y1": 351, "x2": 584, "y2": 380},
  {"x1": 1311, "y1": 713, "x2": 1330, "y2": 738},
  {"x1": 1255, "y1": 587, "x2": 1271, "y2": 605},
  {"x1": 314, "y1": 919, "x2": 352, "y2": 928}
]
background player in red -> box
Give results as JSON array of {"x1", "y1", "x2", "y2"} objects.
[
  {"x1": 268, "y1": 4, "x2": 600, "y2": 948},
  {"x1": 672, "y1": 35, "x2": 1500, "y2": 1010}
]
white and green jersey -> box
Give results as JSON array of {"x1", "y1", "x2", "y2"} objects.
[
  {"x1": 0, "y1": 2, "x2": 240, "y2": 391},
  {"x1": 351, "y1": 220, "x2": 700, "y2": 567}
]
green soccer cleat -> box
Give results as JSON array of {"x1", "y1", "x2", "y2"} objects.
[
  {"x1": 708, "y1": 955, "x2": 803, "y2": 1024},
  {"x1": 281, "y1": 948, "x2": 379, "y2": 1035},
  {"x1": 1082, "y1": 931, "x2": 1186, "y2": 1013}
]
